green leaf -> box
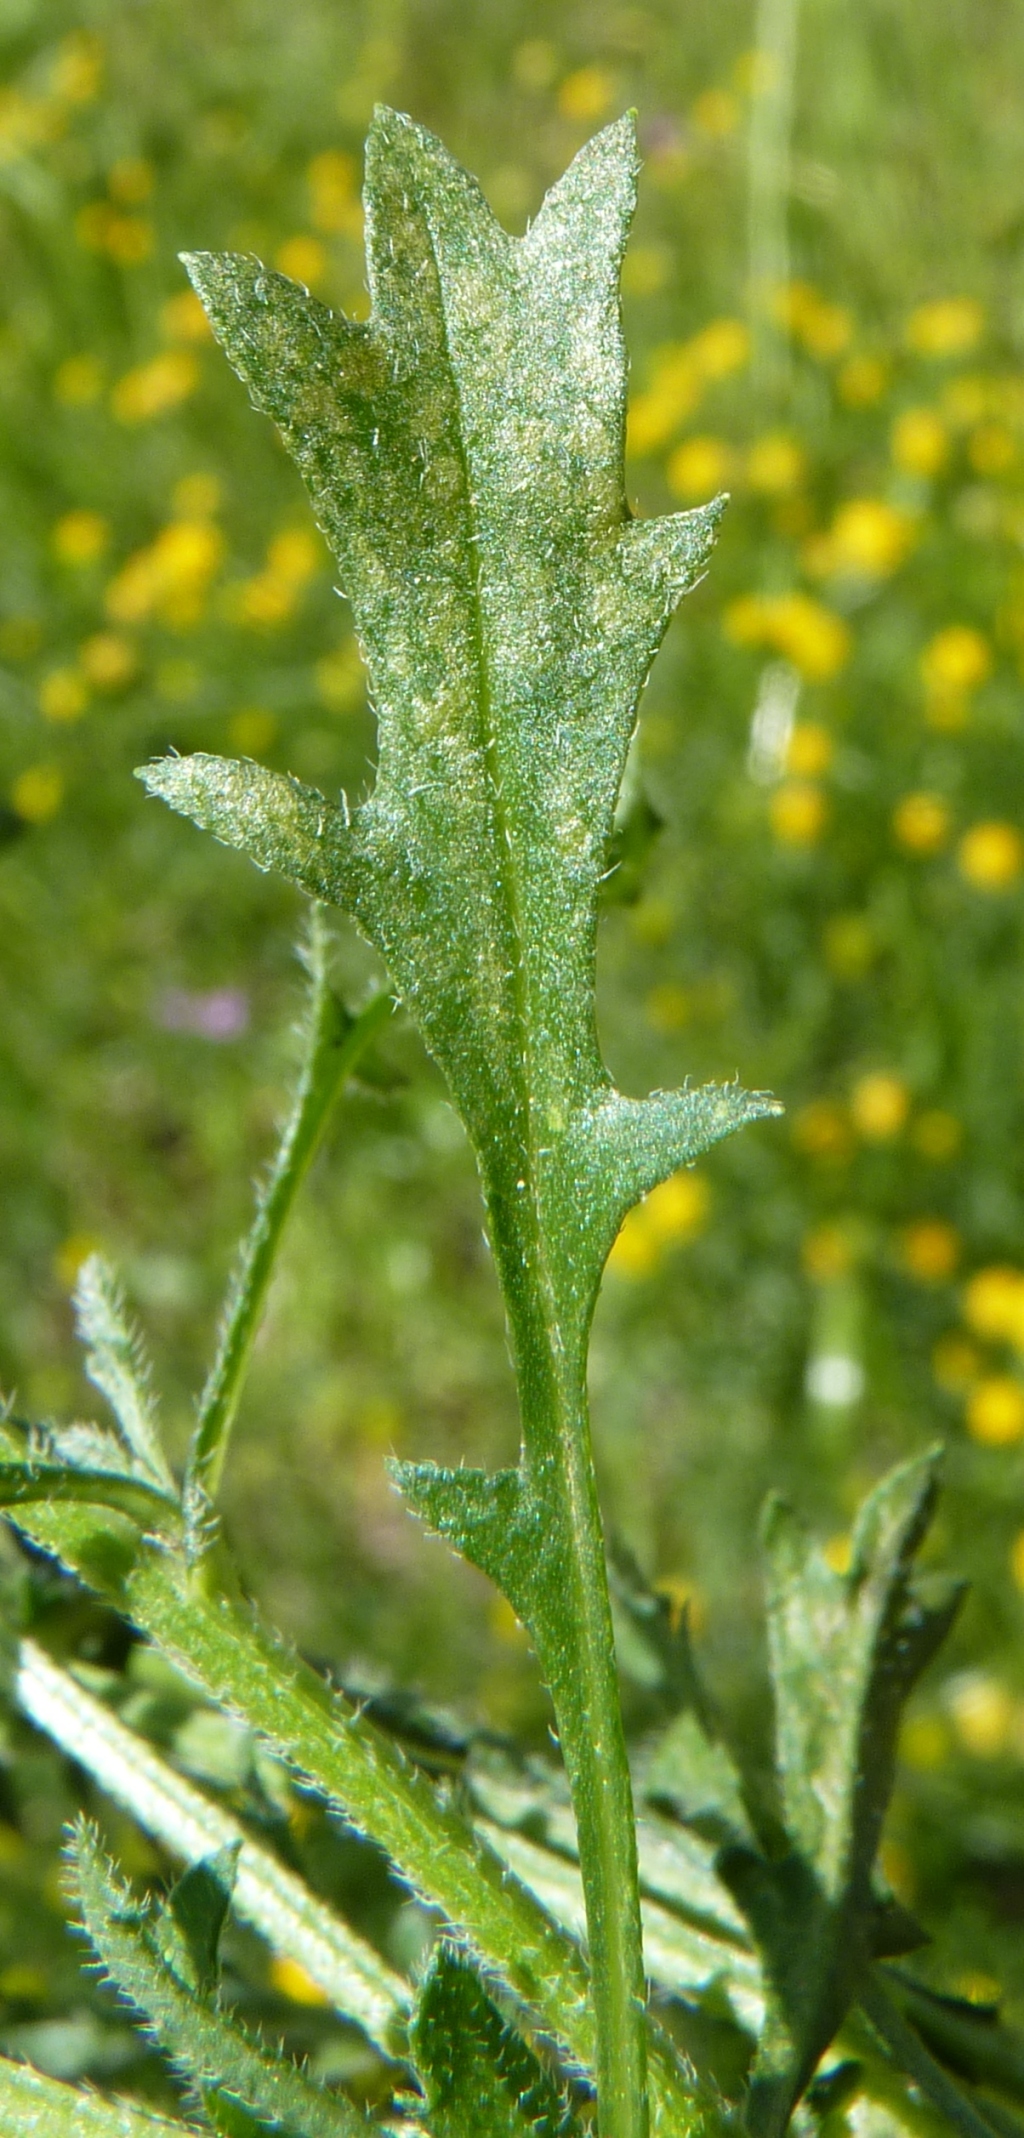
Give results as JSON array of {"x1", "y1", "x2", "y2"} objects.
[
  {"x1": 412, "y1": 1944, "x2": 580, "y2": 2137},
  {"x1": 0, "y1": 2053, "x2": 192, "y2": 2136},
  {"x1": 13, "y1": 1504, "x2": 714, "y2": 2138},
  {"x1": 138, "y1": 106, "x2": 778, "y2": 2138},
  {"x1": 717, "y1": 1452, "x2": 963, "y2": 2138},
  {"x1": 16, "y1": 1636, "x2": 410, "y2": 2062},
  {"x1": 0, "y1": 1416, "x2": 180, "y2": 1529},
  {"x1": 156, "y1": 1845, "x2": 239, "y2": 1998},
  {"x1": 69, "y1": 1822, "x2": 366, "y2": 2138},
  {"x1": 186, "y1": 917, "x2": 391, "y2": 1526},
  {"x1": 73, "y1": 1255, "x2": 175, "y2": 1494}
]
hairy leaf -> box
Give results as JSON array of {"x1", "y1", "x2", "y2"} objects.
[
  {"x1": 0, "y1": 1415, "x2": 180, "y2": 1529},
  {"x1": 138, "y1": 105, "x2": 779, "y2": 2138},
  {"x1": 16, "y1": 1636, "x2": 410, "y2": 2061},
  {"x1": 413, "y1": 1945, "x2": 580, "y2": 2137},
  {"x1": 717, "y1": 1452, "x2": 962, "y2": 2138},
  {"x1": 13, "y1": 1502, "x2": 716, "y2": 2138},
  {"x1": 69, "y1": 1822, "x2": 366, "y2": 2138},
  {"x1": 73, "y1": 1256, "x2": 174, "y2": 1493},
  {"x1": 0, "y1": 2053, "x2": 193, "y2": 2136}
]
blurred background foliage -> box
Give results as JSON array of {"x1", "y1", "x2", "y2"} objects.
[{"x1": 4, "y1": 0, "x2": 1024, "y2": 2101}]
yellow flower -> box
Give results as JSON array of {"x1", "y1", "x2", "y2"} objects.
[
  {"x1": 850, "y1": 1072, "x2": 909, "y2": 1141},
  {"x1": 687, "y1": 318, "x2": 750, "y2": 379},
  {"x1": 785, "y1": 721, "x2": 833, "y2": 777},
  {"x1": 746, "y1": 431, "x2": 806, "y2": 494},
  {"x1": 308, "y1": 152, "x2": 363, "y2": 238},
  {"x1": 969, "y1": 421, "x2": 1016, "y2": 476},
  {"x1": 892, "y1": 791, "x2": 950, "y2": 854},
  {"x1": 666, "y1": 435, "x2": 732, "y2": 502},
  {"x1": 770, "y1": 780, "x2": 827, "y2": 845},
  {"x1": 39, "y1": 667, "x2": 88, "y2": 722},
  {"x1": 316, "y1": 640, "x2": 365, "y2": 711},
  {"x1": 49, "y1": 30, "x2": 103, "y2": 104},
  {"x1": 958, "y1": 821, "x2": 1023, "y2": 891},
  {"x1": 948, "y1": 1674, "x2": 1014, "y2": 1757},
  {"x1": 837, "y1": 354, "x2": 888, "y2": 406},
  {"x1": 791, "y1": 1100, "x2": 851, "y2": 1160},
  {"x1": 912, "y1": 1110, "x2": 962, "y2": 1160},
  {"x1": 160, "y1": 291, "x2": 212, "y2": 343},
  {"x1": 266, "y1": 528, "x2": 322, "y2": 584},
  {"x1": 101, "y1": 213, "x2": 154, "y2": 267},
  {"x1": 723, "y1": 592, "x2": 850, "y2": 681},
  {"x1": 967, "y1": 1378, "x2": 1024, "y2": 1447},
  {"x1": 802, "y1": 1223, "x2": 853, "y2": 1280},
  {"x1": 52, "y1": 509, "x2": 109, "y2": 565},
  {"x1": 80, "y1": 632, "x2": 137, "y2": 690},
  {"x1": 626, "y1": 386, "x2": 693, "y2": 458},
  {"x1": 269, "y1": 1956, "x2": 329, "y2": 2007},
  {"x1": 275, "y1": 235, "x2": 328, "y2": 289},
  {"x1": 53, "y1": 354, "x2": 103, "y2": 405},
  {"x1": 920, "y1": 624, "x2": 992, "y2": 728},
  {"x1": 691, "y1": 88, "x2": 739, "y2": 137},
  {"x1": 12, "y1": 764, "x2": 63, "y2": 824},
  {"x1": 557, "y1": 66, "x2": 615, "y2": 123},
  {"x1": 774, "y1": 282, "x2": 852, "y2": 360},
  {"x1": 962, "y1": 1266, "x2": 1024, "y2": 1344},
  {"x1": 906, "y1": 297, "x2": 985, "y2": 358},
  {"x1": 106, "y1": 519, "x2": 224, "y2": 627},
  {"x1": 807, "y1": 497, "x2": 916, "y2": 580},
  {"x1": 607, "y1": 1170, "x2": 710, "y2": 1276},
  {"x1": 111, "y1": 351, "x2": 199, "y2": 424},
  {"x1": 891, "y1": 407, "x2": 949, "y2": 478},
  {"x1": 901, "y1": 1220, "x2": 960, "y2": 1282},
  {"x1": 932, "y1": 1335, "x2": 979, "y2": 1392}
]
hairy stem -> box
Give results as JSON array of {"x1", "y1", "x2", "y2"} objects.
[{"x1": 187, "y1": 916, "x2": 390, "y2": 1512}]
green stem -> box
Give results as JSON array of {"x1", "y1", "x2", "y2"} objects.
[
  {"x1": 497, "y1": 1197, "x2": 649, "y2": 2138},
  {"x1": 186, "y1": 916, "x2": 391, "y2": 1511}
]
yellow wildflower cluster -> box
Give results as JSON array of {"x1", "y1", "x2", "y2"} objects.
[
  {"x1": 607, "y1": 1170, "x2": 710, "y2": 1278},
  {"x1": 725, "y1": 591, "x2": 850, "y2": 681},
  {"x1": 106, "y1": 511, "x2": 224, "y2": 629},
  {"x1": 920, "y1": 624, "x2": 991, "y2": 728},
  {"x1": 905, "y1": 297, "x2": 985, "y2": 359},
  {"x1": 76, "y1": 156, "x2": 154, "y2": 266},
  {"x1": 160, "y1": 290, "x2": 212, "y2": 343},
  {"x1": 276, "y1": 236, "x2": 329, "y2": 290},
  {"x1": 773, "y1": 282, "x2": 852, "y2": 361},
  {"x1": 111, "y1": 350, "x2": 199, "y2": 424},
  {"x1": 850, "y1": 1072, "x2": 909, "y2": 1140},
  {"x1": 804, "y1": 497, "x2": 916, "y2": 581},
  {"x1": 10, "y1": 764, "x2": 64, "y2": 825},
  {"x1": 893, "y1": 791, "x2": 950, "y2": 855},
  {"x1": 770, "y1": 781, "x2": 828, "y2": 846},
  {"x1": 52, "y1": 509, "x2": 109, "y2": 566},
  {"x1": 939, "y1": 1265, "x2": 1024, "y2": 1445},
  {"x1": 626, "y1": 319, "x2": 749, "y2": 458},
  {"x1": 308, "y1": 149, "x2": 363, "y2": 237},
  {"x1": 891, "y1": 406, "x2": 949, "y2": 479},
  {"x1": 958, "y1": 821, "x2": 1023, "y2": 891},
  {"x1": 557, "y1": 66, "x2": 616, "y2": 124},
  {"x1": 0, "y1": 32, "x2": 102, "y2": 169},
  {"x1": 233, "y1": 527, "x2": 323, "y2": 628}
]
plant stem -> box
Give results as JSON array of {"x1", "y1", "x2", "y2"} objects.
[{"x1": 186, "y1": 917, "x2": 390, "y2": 1513}]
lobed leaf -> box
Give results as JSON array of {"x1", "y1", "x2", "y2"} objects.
[
  {"x1": 73, "y1": 1256, "x2": 174, "y2": 1494},
  {"x1": 412, "y1": 1945, "x2": 580, "y2": 2137},
  {"x1": 717, "y1": 1452, "x2": 963, "y2": 2138},
  {"x1": 70, "y1": 1822, "x2": 367, "y2": 2138}
]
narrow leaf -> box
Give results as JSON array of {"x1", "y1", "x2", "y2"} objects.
[
  {"x1": 188, "y1": 924, "x2": 391, "y2": 1515},
  {"x1": 0, "y1": 2053, "x2": 191, "y2": 2136},
  {"x1": 73, "y1": 1256, "x2": 174, "y2": 1493},
  {"x1": 16, "y1": 1637, "x2": 409, "y2": 2061},
  {"x1": 69, "y1": 1823, "x2": 366, "y2": 2138}
]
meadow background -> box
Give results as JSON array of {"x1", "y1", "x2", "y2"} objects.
[{"x1": 4, "y1": 0, "x2": 1024, "y2": 2099}]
